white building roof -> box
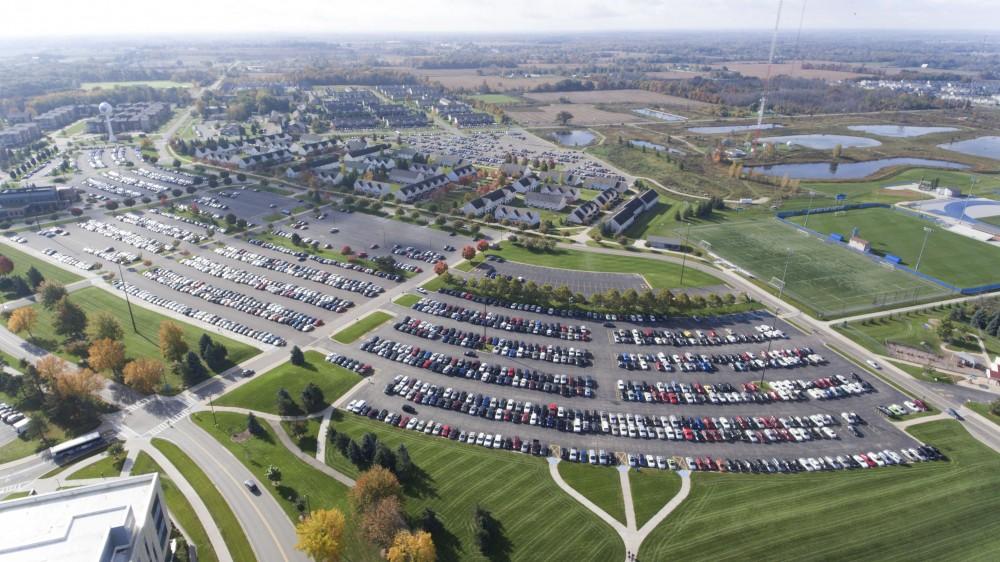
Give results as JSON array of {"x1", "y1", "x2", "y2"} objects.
[{"x1": 0, "y1": 473, "x2": 160, "y2": 562}]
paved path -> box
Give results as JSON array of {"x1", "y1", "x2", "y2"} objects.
[
  {"x1": 137, "y1": 440, "x2": 234, "y2": 562},
  {"x1": 892, "y1": 412, "x2": 950, "y2": 430},
  {"x1": 265, "y1": 418, "x2": 355, "y2": 488},
  {"x1": 617, "y1": 465, "x2": 637, "y2": 531},
  {"x1": 548, "y1": 458, "x2": 693, "y2": 559}
]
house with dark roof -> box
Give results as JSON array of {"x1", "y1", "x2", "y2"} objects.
[
  {"x1": 524, "y1": 192, "x2": 567, "y2": 211},
  {"x1": 447, "y1": 164, "x2": 478, "y2": 183},
  {"x1": 494, "y1": 206, "x2": 540, "y2": 227},
  {"x1": 538, "y1": 184, "x2": 579, "y2": 202},
  {"x1": 345, "y1": 143, "x2": 390, "y2": 161},
  {"x1": 461, "y1": 188, "x2": 515, "y2": 217},
  {"x1": 354, "y1": 179, "x2": 395, "y2": 198},
  {"x1": 603, "y1": 189, "x2": 658, "y2": 235},
  {"x1": 511, "y1": 175, "x2": 539, "y2": 193},
  {"x1": 395, "y1": 174, "x2": 450, "y2": 203},
  {"x1": 388, "y1": 168, "x2": 425, "y2": 185},
  {"x1": 584, "y1": 176, "x2": 624, "y2": 191}
]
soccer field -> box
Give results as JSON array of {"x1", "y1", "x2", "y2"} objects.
[
  {"x1": 691, "y1": 219, "x2": 951, "y2": 317},
  {"x1": 789, "y1": 207, "x2": 1000, "y2": 288}
]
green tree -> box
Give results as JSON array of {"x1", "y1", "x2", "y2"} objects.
[
  {"x1": 301, "y1": 382, "x2": 326, "y2": 413},
  {"x1": 180, "y1": 352, "x2": 208, "y2": 386},
  {"x1": 290, "y1": 345, "x2": 305, "y2": 366},
  {"x1": 277, "y1": 388, "x2": 298, "y2": 416},
  {"x1": 53, "y1": 297, "x2": 87, "y2": 340},
  {"x1": 37, "y1": 281, "x2": 68, "y2": 308},
  {"x1": 88, "y1": 312, "x2": 124, "y2": 341}
]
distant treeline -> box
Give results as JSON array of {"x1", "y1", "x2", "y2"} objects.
[{"x1": 27, "y1": 86, "x2": 191, "y2": 115}]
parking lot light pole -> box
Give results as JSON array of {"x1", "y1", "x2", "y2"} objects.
[
  {"x1": 915, "y1": 227, "x2": 932, "y2": 272},
  {"x1": 116, "y1": 261, "x2": 138, "y2": 333},
  {"x1": 679, "y1": 220, "x2": 692, "y2": 288},
  {"x1": 777, "y1": 247, "x2": 792, "y2": 304}
]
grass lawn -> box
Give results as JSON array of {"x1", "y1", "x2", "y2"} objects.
[
  {"x1": 66, "y1": 453, "x2": 123, "y2": 479},
  {"x1": 151, "y1": 438, "x2": 257, "y2": 562},
  {"x1": 131, "y1": 451, "x2": 219, "y2": 562},
  {"x1": 557, "y1": 462, "x2": 626, "y2": 524},
  {"x1": 80, "y1": 80, "x2": 192, "y2": 90},
  {"x1": 979, "y1": 214, "x2": 1000, "y2": 227},
  {"x1": 40, "y1": 444, "x2": 110, "y2": 479},
  {"x1": 486, "y1": 242, "x2": 720, "y2": 289},
  {"x1": 0, "y1": 243, "x2": 83, "y2": 301},
  {"x1": 887, "y1": 360, "x2": 959, "y2": 384},
  {"x1": 216, "y1": 351, "x2": 361, "y2": 415},
  {"x1": 629, "y1": 468, "x2": 682, "y2": 528},
  {"x1": 965, "y1": 401, "x2": 1000, "y2": 427},
  {"x1": 803, "y1": 168, "x2": 1000, "y2": 205},
  {"x1": 393, "y1": 294, "x2": 422, "y2": 308},
  {"x1": 59, "y1": 119, "x2": 88, "y2": 137},
  {"x1": 21, "y1": 287, "x2": 259, "y2": 392},
  {"x1": 325, "y1": 411, "x2": 624, "y2": 562},
  {"x1": 688, "y1": 218, "x2": 950, "y2": 318},
  {"x1": 1, "y1": 491, "x2": 31, "y2": 500},
  {"x1": 332, "y1": 311, "x2": 393, "y2": 344},
  {"x1": 835, "y1": 309, "x2": 941, "y2": 356},
  {"x1": 789, "y1": 207, "x2": 1000, "y2": 288},
  {"x1": 640, "y1": 420, "x2": 1000, "y2": 560}
]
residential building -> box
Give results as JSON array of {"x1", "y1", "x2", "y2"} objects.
[
  {"x1": 461, "y1": 187, "x2": 515, "y2": 217},
  {"x1": 567, "y1": 201, "x2": 600, "y2": 225},
  {"x1": 84, "y1": 102, "x2": 171, "y2": 135},
  {"x1": 0, "y1": 122, "x2": 42, "y2": 149},
  {"x1": 511, "y1": 175, "x2": 539, "y2": 193},
  {"x1": 603, "y1": 189, "x2": 658, "y2": 235},
  {"x1": 345, "y1": 143, "x2": 391, "y2": 161},
  {"x1": 388, "y1": 168, "x2": 425, "y2": 185},
  {"x1": 354, "y1": 179, "x2": 395, "y2": 197},
  {"x1": 447, "y1": 164, "x2": 478, "y2": 183},
  {"x1": 395, "y1": 174, "x2": 450, "y2": 203},
  {"x1": 584, "y1": 176, "x2": 625, "y2": 191},
  {"x1": 494, "y1": 206, "x2": 540, "y2": 226},
  {"x1": 500, "y1": 163, "x2": 530, "y2": 177},
  {"x1": 0, "y1": 473, "x2": 171, "y2": 562},
  {"x1": 0, "y1": 186, "x2": 78, "y2": 219},
  {"x1": 524, "y1": 192, "x2": 567, "y2": 211},
  {"x1": 538, "y1": 184, "x2": 579, "y2": 202}
]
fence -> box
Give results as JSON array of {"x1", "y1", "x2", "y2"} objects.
[{"x1": 776, "y1": 205, "x2": 1000, "y2": 296}]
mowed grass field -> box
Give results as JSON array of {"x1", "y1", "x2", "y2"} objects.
[
  {"x1": 23, "y1": 287, "x2": 259, "y2": 391},
  {"x1": 639, "y1": 420, "x2": 1000, "y2": 561},
  {"x1": 215, "y1": 351, "x2": 361, "y2": 414},
  {"x1": 486, "y1": 243, "x2": 721, "y2": 289},
  {"x1": 690, "y1": 219, "x2": 950, "y2": 317},
  {"x1": 789, "y1": 207, "x2": 1000, "y2": 288},
  {"x1": 325, "y1": 412, "x2": 624, "y2": 562},
  {"x1": 629, "y1": 468, "x2": 682, "y2": 528},
  {"x1": 557, "y1": 462, "x2": 626, "y2": 524},
  {"x1": 332, "y1": 311, "x2": 393, "y2": 344},
  {"x1": 466, "y1": 93, "x2": 522, "y2": 105},
  {"x1": 0, "y1": 243, "x2": 83, "y2": 301}
]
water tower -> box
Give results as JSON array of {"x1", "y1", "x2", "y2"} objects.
[{"x1": 98, "y1": 101, "x2": 115, "y2": 142}]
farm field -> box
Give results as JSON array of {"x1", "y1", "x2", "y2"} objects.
[
  {"x1": 215, "y1": 351, "x2": 361, "y2": 414},
  {"x1": 508, "y1": 104, "x2": 640, "y2": 127},
  {"x1": 639, "y1": 420, "x2": 1000, "y2": 561},
  {"x1": 80, "y1": 80, "x2": 192, "y2": 90},
  {"x1": 557, "y1": 461, "x2": 626, "y2": 524},
  {"x1": 485, "y1": 243, "x2": 721, "y2": 289},
  {"x1": 710, "y1": 61, "x2": 875, "y2": 81},
  {"x1": 324, "y1": 411, "x2": 625, "y2": 562},
  {"x1": 688, "y1": 219, "x2": 951, "y2": 318},
  {"x1": 385, "y1": 67, "x2": 565, "y2": 91},
  {"x1": 332, "y1": 311, "x2": 393, "y2": 344},
  {"x1": 465, "y1": 93, "x2": 522, "y2": 105},
  {"x1": 788, "y1": 207, "x2": 1000, "y2": 288},
  {"x1": 22, "y1": 287, "x2": 259, "y2": 391},
  {"x1": 0, "y1": 242, "x2": 83, "y2": 302},
  {"x1": 525, "y1": 89, "x2": 712, "y2": 108}
]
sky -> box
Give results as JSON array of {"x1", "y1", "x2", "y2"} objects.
[{"x1": 7, "y1": 0, "x2": 1000, "y2": 38}]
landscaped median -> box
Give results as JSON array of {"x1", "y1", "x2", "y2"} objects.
[
  {"x1": 332, "y1": 310, "x2": 393, "y2": 344},
  {"x1": 0, "y1": 243, "x2": 83, "y2": 302},
  {"x1": 392, "y1": 293, "x2": 422, "y2": 308},
  {"x1": 557, "y1": 461, "x2": 627, "y2": 524},
  {"x1": 150, "y1": 438, "x2": 256, "y2": 562},
  {"x1": 215, "y1": 350, "x2": 361, "y2": 415},
  {"x1": 628, "y1": 468, "x2": 681, "y2": 528}
]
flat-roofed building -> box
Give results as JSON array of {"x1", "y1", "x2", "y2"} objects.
[{"x1": 0, "y1": 473, "x2": 171, "y2": 562}]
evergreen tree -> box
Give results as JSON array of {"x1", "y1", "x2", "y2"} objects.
[
  {"x1": 247, "y1": 412, "x2": 264, "y2": 436},
  {"x1": 290, "y1": 346, "x2": 305, "y2": 366},
  {"x1": 396, "y1": 444, "x2": 412, "y2": 481},
  {"x1": 336, "y1": 434, "x2": 352, "y2": 456},
  {"x1": 25, "y1": 266, "x2": 44, "y2": 289},
  {"x1": 276, "y1": 388, "x2": 297, "y2": 416},
  {"x1": 300, "y1": 383, "x2": 325, "y2": 413},
  {"x1": 180, "y1": 352, "x2": 208, "y2": 385},
  {"x1": 198, "y1": 334, "x2": 213, "y2": 358},
  {"x1": 986, "y1": 312, "x2": 1000, "y2": 337},
  {"x1": 348, "y1": 441, "x2": 365, "y2": 467},
  {"x1": 361, "y1": 433, "x2": 378, "y2": 465},
  {"x1": 373, "y1": 444, "x2": 396, "y2": 472}
]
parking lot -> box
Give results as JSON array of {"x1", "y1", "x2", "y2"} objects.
[
  {"x1": 345, "y1": 290, "x2": 923, "y2": 464},
  {"x1": 471, "y1": 259, "x2": 649, "y2": 296}
]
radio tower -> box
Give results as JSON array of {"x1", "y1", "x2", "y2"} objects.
[{"x1": 755, "y1": 0, "x2": 784, "y2": 138}]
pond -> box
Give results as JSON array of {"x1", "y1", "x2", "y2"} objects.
[
  {"x1": 688, "y1": 123, "x2": 783, "y2": 134},
  {"x1": 750, "y1": 157, "x2": 968, "y2": 180},
  {"x1": 937, "y1": 136, "x2": 1000, "y2": 161},
  {"x1": 551, "y1": 129, "x2": 596, "y2": 147},
  {"x1": 847, "y1": 125, "x2": 958, "y2": 138},
  {"x1": 759, "y1": 134, "x2": 881, "y2": 150},
  {"x1": 629, "y1": 139, "x2": 686, "y2": 156},
  {"x1": 634, "y1": 108, "x2": 687, "y2": 122}
]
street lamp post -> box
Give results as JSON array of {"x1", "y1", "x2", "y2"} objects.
[
  {"x1": 679, "y1": 220, "x2": 692, "y2": 288},
  {"x1": 915, "y1": 227, "x2": 932, "y2": 272},
  {"x1": 116, "y1": 262, "x2": 138, "y2": 333},
  {"x1": 802, "y1": 191, "x2": 817, "y2": 229}
]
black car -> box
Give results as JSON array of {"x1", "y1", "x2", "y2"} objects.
[{"x1": 402, "y1": 404, "x2": 417, "y2": 414}]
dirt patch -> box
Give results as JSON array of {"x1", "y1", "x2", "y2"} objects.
[{"x1": 231, "y1": 429, "x2": 251, "y2": 443}]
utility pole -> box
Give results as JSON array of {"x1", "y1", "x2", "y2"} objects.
[
  {"x1": 209, "y1": 394, "x2": 218, "y2": 426},
  {"x1": 915, "y1": 227, "x2": 932, "y2": 272},
  {"x1": 116, "y1": 261, "x2": 138, "y2": 333}
]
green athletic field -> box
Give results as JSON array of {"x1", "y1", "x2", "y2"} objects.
[
  {"x1": 789, "y1": 207, "x2": 1000, "y2": 288},
  {"x1": 689, "y1": 218, "x2": 951, "y2": 318},
  {"x1": 80, "y1": 80, "x2": 192, "y2": 90}
]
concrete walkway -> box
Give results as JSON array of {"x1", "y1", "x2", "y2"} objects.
[
  {"x1": 264, "y1": 418, "x2": 355, "y2": 488},
  {"x1": 548, "y1": 458, "x2": 693, "y2": 559},
  {"x1": 137, "y1": 441, "x2": 235, "y2": 562},
  {"x1": 892, "y1": 412, "x2": 950, "y2": 430}
]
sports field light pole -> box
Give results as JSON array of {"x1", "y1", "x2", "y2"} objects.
[
  {"x1": 802, "y1": 191, "x2": 817, "y2": 229},
  {"x1": 915, "y1": 227, "x2": 932, "y2": 272},
  {"x1": 777, "y1": 247, "x2": 792, "y2": 304}
]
